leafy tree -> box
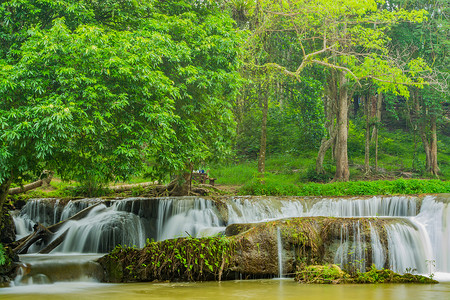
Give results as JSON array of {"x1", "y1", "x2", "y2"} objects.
[
  {"x1": 140, "y1": 1, "x2": 244, "y2": 193},
  {"x1": 0, "y1": 0, "x2": 243, "y2": 221},
  {"x1": 386, "y1": 0, "x2": 449, "y2": 176},
  {"x1": 245, "y1": 0, "x2": 430, "y2": 181},
  {"x1": 0, "y1": 18, "x2": 180, "y2": 211},
  {"x1": 230, "y1": 3, "x2": 325, "y2": 176}
]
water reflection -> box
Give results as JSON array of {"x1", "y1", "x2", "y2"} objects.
[{"x1": 1, "y1": 280, "x2": 449, "y2": 300}]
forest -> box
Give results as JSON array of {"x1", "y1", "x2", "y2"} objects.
[
  {"x1": 0, "y1": 0, "x2": 450, "y2": 293},
  {"x1": 0, "y1": 0, "x2": 449, "y2": 216}
]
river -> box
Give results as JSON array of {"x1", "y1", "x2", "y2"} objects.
[{"x1": 2, "y1": 279, "x2": 450, "y2": 300}]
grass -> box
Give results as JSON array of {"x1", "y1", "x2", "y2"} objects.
[
  {"x1": 207, "y1": 127, "x2": 450, "y2": 197},
  {"x1": 240, "y1": 178, "x2": 450, "y2": 196}
]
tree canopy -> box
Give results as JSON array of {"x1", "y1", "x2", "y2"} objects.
[{"x1": 0, "y1": 0, "x2": 243, "y2": 212}]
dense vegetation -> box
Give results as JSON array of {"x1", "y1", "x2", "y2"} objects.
[{"x1": 0, "y1": 0, "x2": 449, "y2": 219}]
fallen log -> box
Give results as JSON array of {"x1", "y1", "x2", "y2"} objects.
[
  {"x1": 38, "y1": 229, "x2": 69, "y2": 254},
  {"x1": 13, "y1": 223, "x2": 54, "y2": 254},
  {"x1": 48, "y1": 202, "x2": 101, "y2": 233},
  {"x1": 108, "y1": 181, "x2": 157, "y2": 192},
  {"x1": 8, "y1": 171, "x2": 54, "y2": 195}
]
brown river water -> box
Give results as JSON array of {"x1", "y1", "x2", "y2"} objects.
[{"x1": 2, "y1": 279, "x2": 450, "y2": 300}]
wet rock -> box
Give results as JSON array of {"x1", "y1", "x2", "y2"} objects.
[
  {"x1": 0, "y1": 213, "x2": 15, "y2": 244},
  {"x1": 0, "y1": 245, "x2": 19, "y2": 287}
]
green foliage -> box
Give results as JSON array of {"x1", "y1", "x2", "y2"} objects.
[
  {"x1": 1, "y1": 19, "x2": 181, "y2": 188},
  {"x1": 108, "y1": 235, "x2": 235, "y2": 282},
  {"x1": 240, "y1": 179, "x2": 450, "y2": 197},
  {"x1": 210, "y1": 162, "x2": 256, "y2": 185},
  {"x1": 296, "y1": 264, "x2": 438, "y2": 284},
  {"x1": 347, "y1": 121, "x2": 366, "y2": 157},
  {"x1": 0, "y1": 0, "x2": 243, "y2": 199},
  {"x1": 304, "y1": 165, "x2": 333, "y2": 183},
  {"x1": 0, "y1": 243, "x2": 7, "y2": 266}
]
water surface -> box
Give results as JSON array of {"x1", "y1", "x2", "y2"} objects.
[{"x1": 2, "y1": 280, "x2": 450, "y2": 300}]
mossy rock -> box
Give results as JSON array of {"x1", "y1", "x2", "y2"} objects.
[
  {"x1": 296, "y1": 264, "x2": 349, "y2": 284},
  {"x1": 295, "y1": 265, "x2": 438, "y2": 284}
]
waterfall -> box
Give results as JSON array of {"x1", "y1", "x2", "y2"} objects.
[
  {"x1": 413, "y1": 195, "x2": 450, "y2": 273},
  {"x1": 155, "y1": 198, "x2": 224, "y2": 241},
  {"x1": 226, "y1": 197, "x2": 306, "y2": 223},
  {"x1": 306, "y1": 196, "x2": 417, "y2": 217},
  {"x1": 12, "y1": 194, "x2": 450, "y2": 279},
  {"x1": 56, "y1": 204, "x2": 147, "y2": 253},
  {"x1": 15, "y1": 198, "x2": 101, "y2": 237}
]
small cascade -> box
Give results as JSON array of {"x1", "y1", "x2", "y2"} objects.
[
  {"x1": 306, "y1": 196, "x2": 418, "y2": 217},
  {"x1": 55, "y1": 204, "x2": 147, "y2": 253},
  {"x1": 15, "y1": 198, "x2": 101, "y2": 237},
  {"x1": 277, "y1": 227, "x2": 284, "y2": 278},
  {"x1": 369, "y1": 221, "x2": 385, "y2": 269},
  {"x1": 333, "y1": 221, "x2": 367, "y2": 273},
  {"x1": 386, "y1": 221, "x2": 432, "y2": 274},
  {"x1": 413, "y1": 195, "x2": 450, "y2": 273},
  {"x1": 225, "y1": 195, "x2": 418, "y2": 224},
  {"x1": 227, "y1": 197, "x2": 306, "y2": 224},
  {"x1": 155, "y1": 198, "x2": 225, "y2": 241}
]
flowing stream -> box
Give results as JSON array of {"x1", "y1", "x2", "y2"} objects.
[{"x1": 4, "y1": 194, "x2": 450, "y2": 298}]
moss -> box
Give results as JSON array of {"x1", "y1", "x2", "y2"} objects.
[
  {"x1": 295, "y1": 264, "x2": 438, "y2": 284},
  {"x1": 296, "y1": 264, "x2": 350, "y2": 284}
]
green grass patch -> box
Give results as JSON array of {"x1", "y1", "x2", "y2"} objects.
[
  {"x1": 210, "y1": 161, "x2": 257, "y2": 185},
  {"x1": 240, "y1": 178, "x2": 450, "y2": 196}
]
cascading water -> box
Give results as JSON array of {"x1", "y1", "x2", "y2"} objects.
[
  {"x1": 277, "y1": 227, "x2": 284, "y2": 278},
  {"x1": 333, "y1": 220, "x2": 367, "y2": 273},
  {"x1": 56, "y1": 204, "x2": 147, "y2": 253},
  {"x1": 11, "y1": 194, "x2": 450, "y2": 284},
  {"x1": 385, "y1": 221, "x2": 431, "y2": 274},
  {"x1": 369, "y1": 221, "x2": 385, "y2": 269},
  {"x1": 15, "y1": 198, "x2": 101, "y2": 238},
  {"x1": 413, "y1": 195, "x2": 450, "y2": 273}
]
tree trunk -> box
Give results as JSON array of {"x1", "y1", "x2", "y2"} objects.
[
  {"x1": 258, "y1": 89, "x2": 269, "y2": 176},
  {"x1": 420, "y1": 128, "x2": 432, "y2": 171},
  {"x1": 326, "y1": 71, "x2": 338, "y2": 161},
  {"x1": 170, "y1": 171, "x2": 192, "y2": 196},
  {"x1": 316, "y1": 129, "x2": 337, "y2": 174},
  {"x1": 430, "y1": 115, "x2": 439, "y2": 176},
  {"x1": 316, "y1": 71, "x2": 338, "y2": 174},
  {"x1": 372, "y1": 93, "x2": 382, "y2": 172},
  {"x1": 364, "y1": 95, "x2": 371, "y2": 174},
  {"x1": 413, "y1": 90, "x2": 433, "y2": 172},
  {"x1": 334, "y1": 72, "x2": 350, "y2": 181}
]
